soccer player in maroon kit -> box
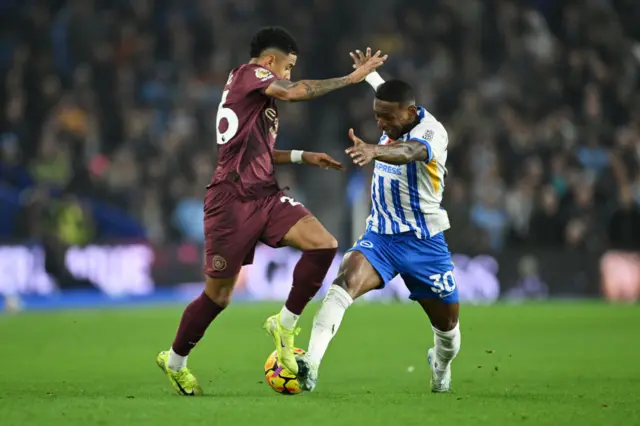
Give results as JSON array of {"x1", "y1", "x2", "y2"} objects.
[{"x1": 156, "y1": 27, "x2": 386, "y2": 395}]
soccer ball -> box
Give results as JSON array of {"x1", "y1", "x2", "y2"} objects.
[{"x1": 264, "y1": 348, "x2": 305, "y2": 394}]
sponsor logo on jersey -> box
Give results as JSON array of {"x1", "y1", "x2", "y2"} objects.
[
  {"x1": 423, "y1": 129, "x2": 434, "y2": 141},
  {"x1": 375, "y1": 162, "x2": 402, "y2": 175},
  {"x1": 265, "y1": 108, "x2": 278, "y2": 136},
  {"x1": 255, "y1": 67, "x2": 274, "y2": 81},
  {"x1": 265, "y1": 108, "x2": 277, "y2": 121}
]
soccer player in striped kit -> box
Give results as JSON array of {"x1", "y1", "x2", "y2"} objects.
[{"x1": 300, "y1": 48, "x2": 461, "y2": 393}]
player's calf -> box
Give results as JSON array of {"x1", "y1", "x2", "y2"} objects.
[
  {"x1": 264, "y1": 215, "x2": 338, "y2": 375},
  {"x1": 418, "y1": 299, "x2": 461, "y2": 393},
  {"x1": 303, "y1": 251, "x2": 382, "y2": 390},
  {"x1": 164, "y1": 276, "x2": 233, "y2": 379},
  {"x1": 428, "y1": 323, "x2": 460, "y2": 393},
  {"x1": 280, "y1": 215, "x2": 338, "y2": 323}
]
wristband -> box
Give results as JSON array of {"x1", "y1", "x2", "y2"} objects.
[
  {"x1": 290, "y1": 150, "x2": 304, "y2": 164},
  {"x1": 365, "y1": 72, "x2": 385, "y2": 90}
]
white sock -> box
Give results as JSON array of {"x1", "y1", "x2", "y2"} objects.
[
  {"x1": 308, "y1": 285, "x2": 353, "y2": 365},
  {"x1": 279, "y1": 306, "x2": 300, "y2": 330},
  {"x1": 167, "y1": 347, "x2": 188, "y2": 372},
  {"x1": 432, "y1": 322, "x2": 461, "y2": 371}
]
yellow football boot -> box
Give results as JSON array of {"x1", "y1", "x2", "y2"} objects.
[
  {"x1": 156, "y1": 351, "x2": 203, "y2": 396},
  {"x1": 263, "y1": 314, "x2": 300, "y2": 375}
]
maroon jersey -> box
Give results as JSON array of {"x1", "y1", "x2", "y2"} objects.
[{"x1": 210, "y1": 63, "x2": 282, "y2": 199}]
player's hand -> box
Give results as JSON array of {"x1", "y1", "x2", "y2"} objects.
[
  {"x1": 345, "y1": 128, "x2": 377, "y2": 166},
  {"x1": 350, "y1": 48, "x2": 371, "y2": 70},
  {"x1": 350, "y1": 47, "x2": 376, "y2": 70},
  {"x1": 302, "y1": 152, "x2": 345, "y2": 170},
  {"x1": 348, "y1": 48, "x2": 387, "y2": 84}
]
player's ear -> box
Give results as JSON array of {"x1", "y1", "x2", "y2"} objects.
[
  {"x1": 265, "y1": 54, "x2": 276, "y2": 69},
  {"x1": 407, "y1": 104, "x2": 418, "y2": 117}
]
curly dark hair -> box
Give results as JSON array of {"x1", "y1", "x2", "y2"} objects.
[{"x1": 250, "y1": 27, "x2": 299, "y2": 58}]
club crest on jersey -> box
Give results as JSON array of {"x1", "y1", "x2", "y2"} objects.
[{"x1": 255, "y1": 68, "x2": 274, "y2": 81}]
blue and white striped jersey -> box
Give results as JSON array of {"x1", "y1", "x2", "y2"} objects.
[{"x1": 366, "y1": 106, "x2": 450, "y2": 239}]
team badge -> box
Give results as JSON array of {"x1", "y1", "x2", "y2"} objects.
[{"x1": 212, "y1": 255, "x2": 227, "y2": 271}]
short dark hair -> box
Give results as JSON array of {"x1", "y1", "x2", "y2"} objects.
[
  {"x1": 375, "y1": 79, "x2": 415, "y2": 104},
  {"x1": 250, "y1": 27, "x2": 299, "y2": 58}
]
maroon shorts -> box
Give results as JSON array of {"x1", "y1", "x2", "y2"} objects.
[{"x1": 203, "y1": 186, "x2": 311, "y2": 278}]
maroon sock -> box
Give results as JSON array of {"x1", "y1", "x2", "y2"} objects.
[
  {"x1": 172, "y1": 292, "x2": 225, "y2": 356},
  {"x1": 285, "y1": 248, "x2": 337, "y2": 315}
]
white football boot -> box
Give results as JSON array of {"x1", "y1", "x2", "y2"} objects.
[
  {"x1": 427, "y1": 347, "x2": 451, "y2": 393},
  {"x1": 297, "y1": 354, "x2": 318, "y2": 392}
]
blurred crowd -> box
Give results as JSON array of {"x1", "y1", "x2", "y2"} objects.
[{"x1": 1, "y1": 0, "x2": 640, "y2": 253}]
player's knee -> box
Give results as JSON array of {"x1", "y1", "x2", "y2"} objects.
[
  {"x1": 306, "y1": 233, "x2": 338, "y2": 250},
  {"x1": 325, "y1": 235, "x2": 339, "y2": 250},
  {"x1": 204, "y1": 275, "x2": 237, "y2": 308},
  {"x1": 204, "y1": 287, "x2": 233, "y2": 308}
]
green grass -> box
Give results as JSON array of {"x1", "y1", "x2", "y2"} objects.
[{"x1": 0, "y1": 302, "x2": 639, "y2": 425}]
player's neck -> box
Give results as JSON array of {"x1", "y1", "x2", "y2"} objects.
[
  {"x1": 401, "y1": 116, "x2": 421, "y2": 136},
  {"x1": 249, "y1": 57, "x2": 268, "y2": 67}
]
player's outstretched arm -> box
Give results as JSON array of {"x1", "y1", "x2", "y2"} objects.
[
  {"x1": 273, "y1": 150, "x2": 344, "y2": 170},
  {"x1": 345, "y1": 129, "x2": 430, "y2": 166},
  {"x1": 265, "y1": 50, "x2": 387, "y2": 101},
  {"x1": 350, "y1": 48, "x2": 385, "y2": 91},
  {"x1": 367, "y1": 140, "x2": 429, "y2": 165},
  {"x1": 265, "y1": 77, "x2": 352, "y2": 101}
]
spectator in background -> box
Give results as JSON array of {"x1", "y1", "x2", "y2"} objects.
[
  {"x1": 172, "y1": 186, "x2": 204, "y2": 245},
  {"x1": 442, "y1": 179, "x2": 471, "y2": 252},
  {"x1": 608, "y1": 186, "x2": 640, "y2": 251},
  {"x1": 55, "y1": 193, "x2": 95, "y2": 246},
  {"x1": 471, "y1": 189, "x2": 508, "y2": 252},
  {"x1": 576, "y1": 132, "x2": 609, "y2": 181},
  {"x1": 18, "y1": 186, "x2": 96, "y2": 289},
  {"x1": 29, "y1": 136, "x2": 73, "y2": 190},
  {"x1": 138, "y1": 186, "x2": 166, "y2": 245},
  {"x1": 0, "y1": 135, "x2": 31, "y2": 189},
  {"x1": 529, "y1": 185, "x2": 565, "y2": 247}
]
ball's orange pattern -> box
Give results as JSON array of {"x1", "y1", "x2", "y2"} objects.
[{"x1": 264, "y1": 348, "x2": 306, "y2": 395}]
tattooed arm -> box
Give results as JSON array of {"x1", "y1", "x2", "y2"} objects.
[
  {"x1": 370, "y1": 141, "x2": 430, "y2": 165},
  {"x1": 347, "y1": 140, "x2": 430, "y2": 166},
  {"x1": 265, "y1": 50, "x2": 387, "y2": 101},
  {"x1": 346, "y1": 129, "x2": 431, "y2": 166},
  {"x1": 265, "y1": 76, "x2": 353, "y2": 101}
]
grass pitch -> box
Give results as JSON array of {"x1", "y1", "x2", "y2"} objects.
[{"x1": 0, "y1": 302, "x2": 638, "y2": 425}]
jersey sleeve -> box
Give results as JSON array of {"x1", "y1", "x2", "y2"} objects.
[
  {"x1": 239, "y1": 65, "x2": 280, "y2": 95},
  {"x1": 408, "y1": 121, "x2": 448, "y2": 163}
]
